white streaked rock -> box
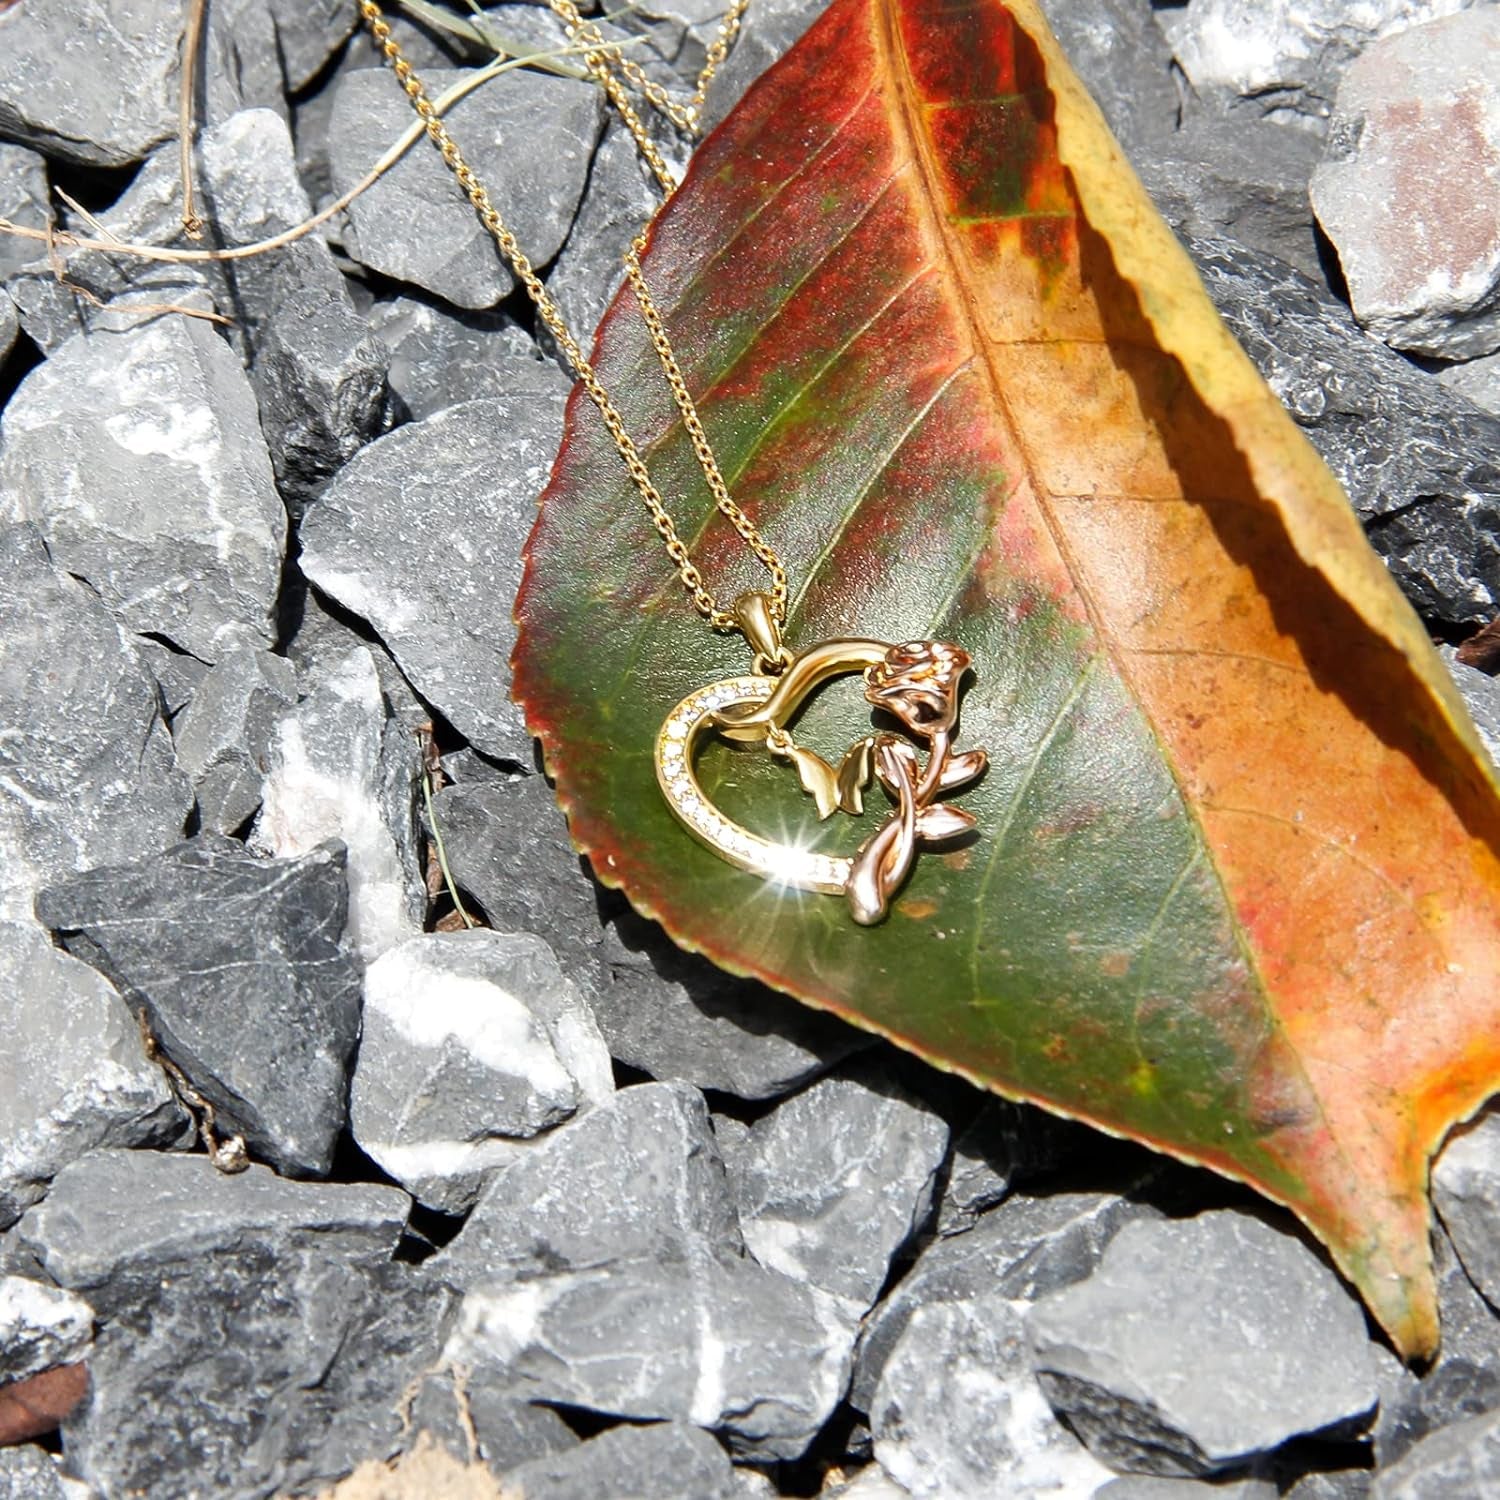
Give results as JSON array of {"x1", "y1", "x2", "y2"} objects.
[
  {"x1": 732, "y1": 1066, "x2": 949, "y2": 1309},
  {"x1": 435, "y1": 1081, "x2": 740, "y2": 1287},
  {"x1": 300, "y1": 389, "x2": 571, "y2": 764},
  {"x1": 1310, "y1": 8, "x2": 1500, "y2": 359},
  {"x1": 0, "y1": 525, "x2": 193, "y2": 923},
  {"x1": 872, "y1": 1296, "x2": 1113, "y2": 1500},
  {"x1": 1170, "y1": 0, "x2": 1480, "y2": 130},
  {"x1": 445, "y1": 1250, "x2": 854, "y2": 1460},
  {"x1": 251, "y1": 645, "x2": 423, "y2": 962},
  {"x1": 0, "y1": 1275, "x2": 93, "y2": 1384},
  {"x1": 351, "y1": 930, "x2": 614, "y2": 1213},
  {"x1": 0, "y1": 315, "x2": 286, "y2": 662},
  {"x1": 0, "y1": 919, "x2": 184, "y2": 1227}
]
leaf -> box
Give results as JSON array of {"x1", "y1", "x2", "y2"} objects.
[
  {"x1": 835, "y1": 735, "x2": 877, "y2": 814},
  {"x1": 786, "y1": 735, "x2": 875, "y2": 817},
  {"x1": 787, "y1": 743, "x2": 842, "y2": 818},
  {"x1": 514, "y1": 0, "x2": 1500, "y2": 1356},
  {"x1": 872, "y1": 734, "x2": 920, "y2": 795},
  {"x1": 915, "y1": 802, "x2": 978, "y2": 841},
  {"x1": 937, "y1": 747, "x2": 988, "y2": 793}
]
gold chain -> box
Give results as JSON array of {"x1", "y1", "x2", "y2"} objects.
[
  {"x1": 545, "y1": 0, "x2": 749, "y2": 189},
  {"x1": 355, "y1": 0, "x2": 785, "y2": 636}
]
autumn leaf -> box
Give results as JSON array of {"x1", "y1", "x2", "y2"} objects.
[{"x1": 513, "y1": 0, "x2": 1500, "y2": 1357}]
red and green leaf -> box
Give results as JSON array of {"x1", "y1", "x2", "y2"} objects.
[{"x1": 513, "y1": 0, "x2": 1500, "y2": 1356}]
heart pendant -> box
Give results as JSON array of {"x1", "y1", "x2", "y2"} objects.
[{"x1": 654, "y1": 634, "x2": 987, "y2": 925}]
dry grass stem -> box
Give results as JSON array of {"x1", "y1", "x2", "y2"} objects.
[
  {"x1": 418, "y1": 725, "x2": 479, "y2": 930},
  {"x1": 178, "y1": 0, "x2": 210, "y2": 238},
  {"x1": 0, "y1": 42, "x2": 615, "y2": 272}
]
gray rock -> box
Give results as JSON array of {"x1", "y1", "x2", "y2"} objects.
[
  {"x1": 1095, "y1": 1481, "x2": 1278, "y2": 1499},
  {"x1": 439, "y1": 746, "x2": 514, "y2": 786},
  {"x1": 301, "y1": 389, "x2": 569, "y2": 762},
  {"x1": 871, "y1": 1296, "x2": 1113, "y2": 1499},
  {"x1": 434, "y1": 777, "x2": 867, "y2": 1096},
  {"x1": 1441, "y1": 647, "x2": 1500, "y2": 766},
  {"x1": 269, "y1": 0, "x2": 360, "y2": 92},
  {"x1": 1027, "y1": 1210, "x2": 1380, "y2": 1476},
  {"x1": 1186, "y1": 234, "x2": 1500, "y2": 625},
  {"x1": 36, "y1": 839, "x2": 363, "y2": 1179},
  {"x1": 0, "y1": 524, "x2": 192, "y2": 923},
  {"x1": 1136, "y1": 114, "x2": 1324, "y2": 278},
  {"x1": 544, "y1": 119, "x2": 660, "y2": 360},
  {"x1": 366, "y1": 294, "x2": 541, "y2": 420},
  {"x1": 1169, "y1": 0, "x2": 1478, "y2": 131},
  {"x1": 0, "y1": 315, "x2": 285, "y2": 661},
  {"x1": 17, "y1": 1155, "x2": 443, "y2": 1500},
  {"x1": 610, "y1": 0, "x2": 732, "y2": 94},
  {"x1": 284, "y1": 588, "x2": 432, "y2": 735},
  {"x1": 0, "y1": 1275, "x2": 93, "y2": 1383},
  {"x1": 429, "y1": 775, "x2": 604, "y2": 984},
  {"x1": 1283, "y1": 1475, "x2": 1372, "y2": 1500},
  {"x1": 251, "y1": 645, "x2": 424, "y2": 962},
  {"x1": 181, "y1": 108, "x2": 349, "y2": 344},
  {"x1": 405, "y1": 1366, "x2": 578, "y2": 1476},
  {"x1": 0, "y1": 1447, "x2": 66, "y2": 1500},
  {"x1": 0, "y1": 143, "x2": 46, "y2": 282},
  {"x1": 733, "y1": 1067, "x2": 948, "y2": 1307},
  {"x1": 1373, "y1": 1233, "x2": 1500, "y2": 1466},
  {"x1": 0, "y1": 0, "x2": 183, "y2": 166},
  {"x1": 0, "y1": 919, "x2": 183, "y2": 1227},
  {"x1": 852, "y1": 1184, "x2": 1160, "y2": 1411},
  {"x1": 1371, "y1": 1406, "x2": 1500, "y2": 1498},
  {"x1": 209, "y1": 0, "x2": 288, "y2": 119},
  {"x1": 137, "y1": 638, "x2": 210, "y2": 722},
  {"x1": 936, "y1": 1099, "x2": 1086, "y2": 1238},
  {"x1": 737, "y1": 1468, "x2": 782, "y2": 1499},
  {"x1": 1438, "y1": 350, "x2": 1500, "y2": 416},
  {"x1": 251, "y1": 284, "x2": 394, "y2": 510},
  {"x1": 290, "y1": 12, "x2": 456, "y2": 205},
  {"x1": 8, "y1": 109, "x2": 344, "y2": 357},
  {"x1": 1434, "y1": 1112, "x2": 1500, "y2": 1310},
  {"x1": 1310, "y1": 9, "x2": 1500, "y2": 360},
  {"x1": 351, "y1": 930, "x2": 614, "y2": 1213},
  {"x1": 506, "y1": 1421, "x2": 741, "y2": 1500},
  {"x1": 15, "y1": 1148, "x2": 408, "y2": 1307},
  {"x1": 171, "y1": 647, "x2": 298, "y2": 835},
  {"x1": 1042, "y1": 0, "x2": 1180, "y2": 159},
  {"x1": 330, "y1": 66, "x2": 600, "y2": 308},
  {"x1": 447, "y1": 1250, "x2": 854, "y2": 1460},
  {"x1": 436, "y1": 1080, "x2": 741, "y2": 1287},
  {"x1": 699, "y1": 0, "x2": 830, "y2": 133},
  {"x1": 0, "y1": 288, "x2": 15, "y2": 368}
]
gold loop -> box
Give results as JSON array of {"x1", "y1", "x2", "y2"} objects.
[{"x1": 753, "y1": 647, "x2": 796, "y2": 678}]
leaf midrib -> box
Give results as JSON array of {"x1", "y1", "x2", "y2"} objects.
[{"x1": 868, "y1": 0, "x2": 1336, "y2": 1160}]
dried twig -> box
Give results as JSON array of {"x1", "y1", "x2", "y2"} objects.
[
  {"x1": 418, "y1": 724, "x2": 479, "y2": 930},
  {"x1": 178, "y1": 0, "x2": 210, "y2": 238},
  {"x1": 42, "y1": 187, "x2": 232, "y2": 327},
  {"x1": 137, "y1": 1008, "x2": 250, "y2": 1173},
  {"x1": 0, "y1": 43, "x2": 611, "y2": 271}
]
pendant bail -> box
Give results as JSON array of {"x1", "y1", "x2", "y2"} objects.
[{"x1": 734, "y1": 591, "x2": 792, "y2": 674}]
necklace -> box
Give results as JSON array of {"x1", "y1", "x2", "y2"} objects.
[{"x1": 358, "y1": 0, "x2": 987, "y2": 925}]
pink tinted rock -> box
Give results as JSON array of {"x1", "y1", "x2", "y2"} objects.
[{"x1": 1310, "y1": 7, "x2": 1500, "y2": 358}]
